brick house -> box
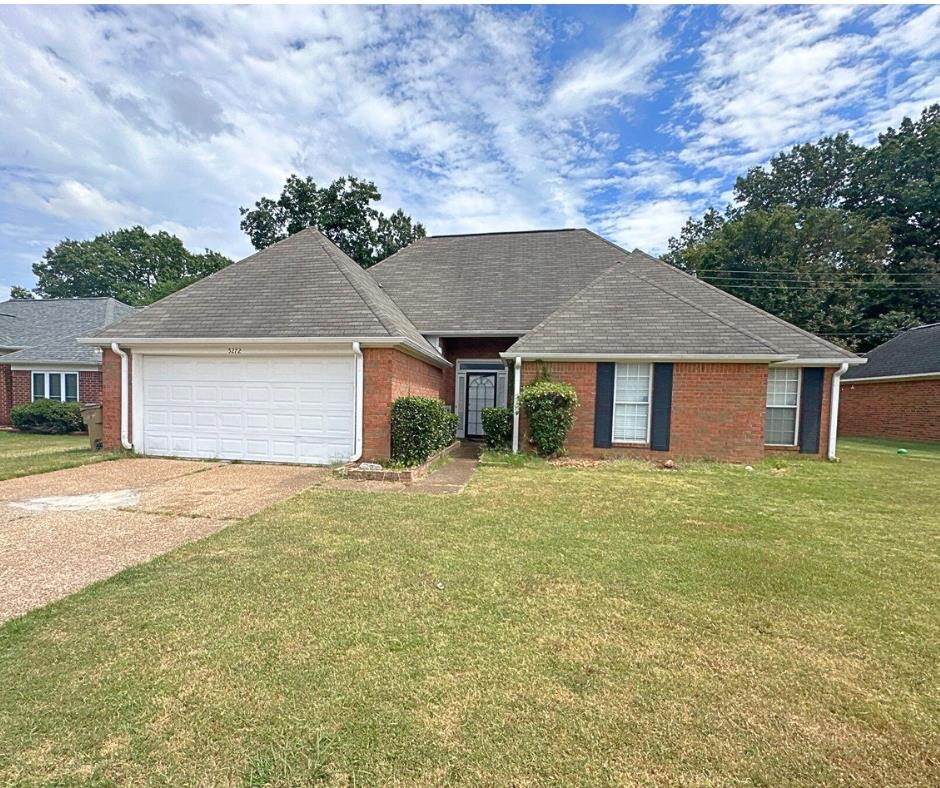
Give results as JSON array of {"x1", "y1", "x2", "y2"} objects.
[
  {"x1": 0, "y1": 297, "x2": 135, "y2": 426},
  {"x1": 84, "y1": 228, "x2": 863, "y2": 464},
  {"x1": 839, "y1": 323, "x2": 940, "y2": 442}
]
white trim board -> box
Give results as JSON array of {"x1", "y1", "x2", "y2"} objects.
[
  {"x1": 9, "y1": 364, "x2": 99, "y2": 372},
  {"x1": 501, "y1": 352, "x2": 796, "y2": 363},
  {"x1": 843, "y1": 372, "x2": 940, "y2": 384}
]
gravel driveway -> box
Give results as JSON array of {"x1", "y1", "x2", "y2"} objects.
[{"x1": 0, "y1": 458, "x2": 326, "y2": 622}]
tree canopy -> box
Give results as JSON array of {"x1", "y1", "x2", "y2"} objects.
[
  {"x1": 25, "y1": 226, "x2": 233, "y2": 306},
  {"x1": 239, "y1": 175, "x2": 425, "y2": 267},
  {"x1": 665, "y1": 104, "x2": 940, "y2": 350}
]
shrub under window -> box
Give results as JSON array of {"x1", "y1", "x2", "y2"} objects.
[
  {"x1": 390, "y1": 396, "x2": 458, "y2": 466},
  {"x1": 11, "y1": 399, "x2": 85, "y2": 434},
  {"x1": 481, "y1": 406, "x2": 512, "y2": 450},
  {"x1": 518, "y1": 380, "x2": 579, "y2": 457}
]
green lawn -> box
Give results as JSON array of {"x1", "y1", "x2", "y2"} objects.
[
  {"x1": 1, "y1": 440, "x2": 938, "y2": 785},
  {"x1": 0, "y1": 430, "x2": 120, "y2": 481}
]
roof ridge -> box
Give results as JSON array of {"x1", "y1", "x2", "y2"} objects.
[
  {"x1": 428, "y1": 228, "x2": 580, "y2": 239},
  {"x1": 626, "y1": 248, "x2": 854, "y2": 358},
  {"x1": 309, "y1": 228, "x2": 433, "y2": 350},
  {"x1": 513, "y1": 260, "x2": 628, "y2": 344},
  {"x1": 308, "y1": 229, "x2": 398, "y2": 337},
  {"x1": 622, "y1": 268, "x2": 784, "y2": 354}
]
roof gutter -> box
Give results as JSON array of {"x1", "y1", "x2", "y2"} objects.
[
  {"x1": 110, "y1": 343, "x2": 133, "y2": 451},
  {"x1": 350, "y1": 342, "x2": 363, "y2": 462},
  {"x1": 499, "y1": 352, "x2": 797, "y2": 363},
  {"x1": 828, "y1": 363, "x2": 849, "y2": 462},
  {"x1": 79, "y1": 335, "x2": 450, "y2": 368},
  {"x1": 512, "y1": 356, "x2": 522, "y2": 454}
]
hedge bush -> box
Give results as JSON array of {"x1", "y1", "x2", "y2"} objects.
[
  {"x1": 518, "y1": 380, "x2": 579, "y2": 457},
  {"x1": 11, "y1": 399, "x2": 85, "y2": 434},
  {"x1": 481, "y1": 406, "x2": 512, "y2": 450},
  {"x1": 390, "y1": 396, "x2": 458, "y2": 466}
]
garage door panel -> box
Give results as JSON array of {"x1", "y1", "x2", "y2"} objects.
[{"x1": 142, "y1": 354, "x2": 355, "y2": 464}]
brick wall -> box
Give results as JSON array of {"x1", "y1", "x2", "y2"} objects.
[
  {"x1": 839, "y1": 377, "x2": 940, "y2": 442},
  {"x1": 0, "y1": 367, "x2": 105, "y2": 425},
  {"x1": 441, "y1": 337, "x2": 516, "y2": 406},
  {"x1": 0, "y1": 364, "x2": 12, "y2": 426},
  {"x1": 79, "y1": 371, "x2": 103, "y2": 404},
  {"x1": 101, "y1": 348, "x2": 130, "y2": 451},
  {"x1": 362, "y1": 348, "x2": 445, "y2": 460},
  {"x1": 11, "y1": 369, "x2": 30, "y2": 408},
  {"x1": 519, "y1": 361, "x2": 835, "y2": 463}
]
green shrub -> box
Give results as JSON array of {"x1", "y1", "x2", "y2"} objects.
[
  {"x1": 11, "y1": 399, "x2": 85, "y2": 434},
  {"x1": 518, "y1": 380, "x2": 579, "y2": 457},
  {"x1": 481, "y1": 406, "x2": 513, "y2": 450},
  {"x1": 390, "y1": 396, "x2": 458, "y2": 466}
]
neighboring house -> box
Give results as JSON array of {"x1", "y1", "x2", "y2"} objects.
[
  {"x1": 84, "y1": 228, "x2": 863, "y2": 464},
  {"x1": 0, "y1": 298, "x2": 136, "y2": 426},
  {"x1": 839, "y1": 323, "x2": 940, "y2": 442}
]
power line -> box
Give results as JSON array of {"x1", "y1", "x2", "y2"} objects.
[
  {"x1": 691, "y1": 269, "x2": 938, "y2": 278},
  {"x1": 699, "y1": 284, "x2": 939, "y2": 291}
]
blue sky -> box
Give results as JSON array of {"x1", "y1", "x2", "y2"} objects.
[{"x1": 1, "y1": 4, "x2": 938, "y2": 299}]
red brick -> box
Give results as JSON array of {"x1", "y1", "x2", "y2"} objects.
[
  {"x1": 0, "y1": 365, "x2": 12, "y2": 426},
  {"x1": 362, "y1": 348, "x2": 445, "y2": 460},
  {"x1": 839, "y1": 378, "x2": 940, "y2": 442},
  {"x1": 519, "y1": 361, "x2": 835, "y2": 463},
  {"x1": 11, "y1": 369, "x2": 30, "y2": 408},
  {"x1": 440, "y1": 337, "x2": 516, "y2": 406},
  {"x1": 101, "y1": 348, "x2": 130, "y2": 451}
]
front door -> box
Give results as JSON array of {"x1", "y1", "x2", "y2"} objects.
[{"x1": 465, "y1": 373, "x2": 497, "y2": 439}]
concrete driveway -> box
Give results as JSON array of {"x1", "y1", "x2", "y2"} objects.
[{"x1": 0, "y1": 458, "x2": 326, "y2": 623}]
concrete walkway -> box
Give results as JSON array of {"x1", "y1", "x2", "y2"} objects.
[{"x1": 409, "y1": 441, "x2": 482, "y2": 494}]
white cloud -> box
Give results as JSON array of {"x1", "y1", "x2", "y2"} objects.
[
  {"x1": 549, "y1": 6, "x2": 670, "y2": 114},
  {"x1": 43, "y1": 181, "x2": 148, "y2": 226},
  {"x1": 0, "y1": 4, "x2": 936, "y2": 291}
]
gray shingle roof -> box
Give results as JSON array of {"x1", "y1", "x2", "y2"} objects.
[
  {"x1": 843, "y1": 323, "x2": 940, "y2": 379},
  {"x1": 504, "y1": 248, "x2": 857, "y2": 360},
  {"x1": 369, "y1": 229, "x2": 630, "y2": 334},
  {"x1": 92, "y1": 228, "x2": 445, "y2": 365},
  {"x1": 0, "y1": 298, "x2": 135, "y2": 365},
  {"x1": 372, "y1": 228, "x2": 857, "y2": 361}
]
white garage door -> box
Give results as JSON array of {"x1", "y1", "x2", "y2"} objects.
[{"x1": 140, "y1": 355, "x2": 356, "y2": 464}]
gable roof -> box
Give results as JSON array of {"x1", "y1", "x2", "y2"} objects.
[
  {"x1": 506, "y1": 249, "x2": 859, "y2": 362},
  {"x1": 0, "y1": 297, "x2": 135, "y2": 365},
  {"x1": 369, "y1": 229, "x2": 631, "y2": 335},
  {"x1": 90, "y1": 228, "x2": 445, "y2": 366},
  {"x1": 843, "y1": 323, "x2": 940, "y2": 380}
]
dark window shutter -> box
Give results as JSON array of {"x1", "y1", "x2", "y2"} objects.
[
  {"x1": 798, "y1": 367, "x2": 824, "y2": 454},
  {"x1": 650, "y1": 363, "x2": 674, "y2": 451},
  {"x1": 594, "y1": 363, "x2": 615, "y2": 448}
]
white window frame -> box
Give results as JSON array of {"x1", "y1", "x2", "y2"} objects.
[
  {"x1": 31, "y1": 371, "x2": 80, "y2": 403},
  {"x1": 611, "y1": 362, "x2": 653, "y2": 445},
  {"x1": 765, "y1": 367, "x2": 801, "y2": 447}
]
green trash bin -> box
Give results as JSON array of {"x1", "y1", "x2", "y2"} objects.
[{"x1": 80, "y1": 404, "x2": 103, "y2": 451}]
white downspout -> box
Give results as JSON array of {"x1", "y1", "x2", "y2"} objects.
[
  {"x1": 350, "y1": 342, "x2": 363, "y2": 461},
  {"x1": 827, "y1": 362, "x2": 849, "y2": 461},
  {"x1": 512, "y1": 356, "x2": 522, "y2": 454},
  {"x1": 110, "y1": 342, "x2": 132, "y2": 450}
]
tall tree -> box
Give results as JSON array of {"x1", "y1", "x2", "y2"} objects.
[
  {"x1": 666, "y1": 104, "x2": 940, "y2": 350},
  {"x1": 31, "y1": 226, "x2": 233, "y2": 306},
  {"x1": 239, "y1": 175, "x2": 425, "y2": 267}
]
